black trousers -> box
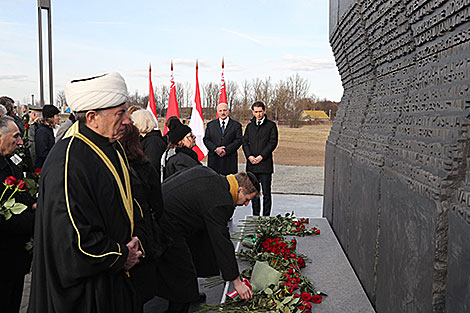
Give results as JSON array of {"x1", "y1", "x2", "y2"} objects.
[
  {"x1": 251, "y1": 173, "x2": 272, "y2": 216},
  {"x1": 0, "y1": 275, "x2": 25, "y2": 313}
]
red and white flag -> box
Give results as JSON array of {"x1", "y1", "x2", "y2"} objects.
[
  {"x1": 216, "y1": 58, "x2": 227, "y2": 118},
  {"x1": 163, "y1": 61, "x2": 180, "y2": 135},
  {"x1": 189, "y1": 60, "x2": 208, "y2": 161},
  {"x1": 146, "y1": 63, "x2": 159, "y2": 129}
]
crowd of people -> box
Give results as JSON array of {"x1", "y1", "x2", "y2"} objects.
[{"x1": 0, "y1": 71, "x2": 278, "y2": 313}]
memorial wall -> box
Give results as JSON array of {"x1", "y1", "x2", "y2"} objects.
[{"x1": 325, "y1": 1, "x2": 470, "y2": 312}]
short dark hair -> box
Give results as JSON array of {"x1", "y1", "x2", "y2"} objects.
[
  {"x1": 0, "y1": 96, "x2": 15, "y2": 116},
  {"x1": 251, "y1": 101, "x2": 265, "y2": 110}
]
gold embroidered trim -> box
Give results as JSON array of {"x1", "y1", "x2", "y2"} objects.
[
  {"x1": 74, "y1": 132, "x2": 134, "y2": 235},
  {"x1": 65, "y1": 136, "x2": 122, "y2": 258}
]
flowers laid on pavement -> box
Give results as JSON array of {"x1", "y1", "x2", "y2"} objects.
[
  {"x1": 198, "y1": 213, "x2": 326, "y2": 313},
  {"x1": 0, "y1": 176, "x2": 28, "y2": 220}
]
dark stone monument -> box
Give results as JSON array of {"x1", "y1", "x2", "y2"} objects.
[{"x1": 327, "y1": 1, "x2": 470, "y2": 312}]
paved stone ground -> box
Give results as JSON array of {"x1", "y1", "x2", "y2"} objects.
[{"x1": 20, "y1": 165, "x2": 325, "y2": 313}]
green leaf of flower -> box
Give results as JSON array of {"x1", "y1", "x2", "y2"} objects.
[
  {"x1": 3, "y1": 198, "x2": 15, "y2": 209},
  {"x1": 10, "y1": 203, "x2": 27, "y2": 214},
  {"x1": 264, "y1": 287, "x2": 273, "y2": 295},
  {"x1": 2, "y1": 210, "x2": 12, "y2": 220},
  {"x1": 282, "y1": 295, "x2": 293, "y2": 305}
]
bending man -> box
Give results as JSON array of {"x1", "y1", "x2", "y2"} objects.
[{"x1": 156, "y1": 166, "x2": 259, "y2": 313}]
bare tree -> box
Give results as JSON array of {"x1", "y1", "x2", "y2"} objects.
[
  {"x1": 251, "y1": 78, "x2": 263, "y2": 103},
  {"x1": 287, "y1": 74, "x2": 310, "y2": 102},
  {"x1": 240, "y1": 80, "x2": 252, "y2": 110},
  {"x1": 272, "y1": 80, "x2": 291, "y2": 121},
  {"x1": 202, "y1": 82, "x2": 219, "y2": 109},
  {"x1": 286, "y1": 74, "x2": 310, "y2": 127},
  {"x1": 156, "y1": 85, "x2": 169, "y2": 114},
  {"x1": 56, "y1": 90, "x2": 67, "y2": 108},
  {"x1": 184, "y1": 82, "x2": 193, "y2": 107},
  {"x1": 175, "y1": 82, "x2": 185, "y2": 110},
  {"x1": 225, "y1": 80, "x2": 239, "y2": 111}
]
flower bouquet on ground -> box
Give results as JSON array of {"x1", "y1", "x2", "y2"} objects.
[
  {"x1": 0, "y1": 176, "x2": 28, "y2": 221},
  {"x1": 198, "y1": 213, "x2": 326, "y2": 313}
]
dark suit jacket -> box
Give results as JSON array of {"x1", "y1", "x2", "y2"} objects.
[{"x1": 203, "y1": 118, "x2": 242, "y2": 175}]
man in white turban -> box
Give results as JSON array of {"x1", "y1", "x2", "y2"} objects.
[{"x1": 28, "y1": 72, "x2": 146, "y2": 313}]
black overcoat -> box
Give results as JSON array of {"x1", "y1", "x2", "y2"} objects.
[
  {"x1": 0, "y1": 156, "x2": 35, "y2": 278},
  {"x1": 156, "y1": 166, "x2": 239, "y2": 302},
  {"x1": 28, "y1": 123, "x2": 146, "y2": 313},
  {"x1": 34, "y1": 123, "x2": 55, "y2": 169},
  {"x1": 242, "y1": 116, "x2": 279, "y2": 173},
  {"x1": 163, "y1": 146, "x2": 200, "y2": 180},
  {"x1": 203, "y1": 118, "x2": 242, "y2": 175},
  {"x1": 140, "y1": 130, "x2": 167, "y2": 173},
  {"x1": 129, "y1": 160, "x2": 166, "y2": 307}
]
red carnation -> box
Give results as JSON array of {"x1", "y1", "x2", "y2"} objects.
[
  {"x1": 24, "y1": 123, "x2": 30, "y2": 130},
  {"x1": 34, "y1": 168, "x2": 42, "y2": 176},
  {"x1": 293, "y1": 293, "x2": 300, "y2": 298},
  {"x1": 17, "y1": 180, "x2": 27, "y2": 191},
  {"x1": 311, "y1": 295, "x2": 322, "y2": 303},
  {"x1": 4, "y1": 176, "x2": 18, "y2": 187},
  {"x1": 301, "y1": 292, "x2": 311, "y2": 302}
]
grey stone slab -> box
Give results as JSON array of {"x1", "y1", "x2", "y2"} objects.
[
  {"x1": 376, "y1": 177, "x2": 436, "y2": 313},
  {"x1": 347, "y1": 160, "x2": 380, "y2": 302},
  {"x1": 446, "y1": 210, "x2": 470, "y2": 313},
  {"x1": 323, "y1": 143, "x2": 335, "y2": 223},
  {"x1": 298, "y1": 218, "x2": 375, "y2": 313},
  {"x1": 332, "y1": 149, "x2": 352, "y2": 252},
  {"x1": 233, "y1": 217, "x2": 375, "y2": 313}
]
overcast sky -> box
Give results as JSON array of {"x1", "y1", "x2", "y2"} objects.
[{"x1": 0, "y1": 0, "x2": 343, "y2": 105}]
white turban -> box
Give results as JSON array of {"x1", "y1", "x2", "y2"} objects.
[{"x1": 65, "y1": 72, "x2": 129, "y2": 112}]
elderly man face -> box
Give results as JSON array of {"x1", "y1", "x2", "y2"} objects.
[
  {"x1": 217, "y1": 103, "x2": 229, "y2": 120},
  {"x1": 0, "y1": 120, "x2": 23, "y2": 156},
  {"x1": 93, "y1": 104, "x2": 130, "y2": 142}
]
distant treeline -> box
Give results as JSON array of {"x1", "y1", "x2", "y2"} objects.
[{"x1": 55, "y1": 74, "x2": 339, "y2": 124}]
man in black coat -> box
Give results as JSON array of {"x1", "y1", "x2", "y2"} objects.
[
  {"x1": 0, "y1": 116, "x2": 35, "y2": 313},
  {"x1": 28, "y1": 72, "x2": 145, "y2": 313},
  {"x1": 156, "y1": 166, "x2": 259, "y2": 313},
  {"x1": 203, "y1": 103, "x2": 242, "y2": 175},
  {"x1": 242, "y1": 101, "x2": 278, "y2": 216}
]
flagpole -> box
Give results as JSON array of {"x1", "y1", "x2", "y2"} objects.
[{"x1": 189, "y1": 59, "x2": 208, "y2": 161}]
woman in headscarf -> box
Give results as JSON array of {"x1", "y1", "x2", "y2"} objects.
[
  {"x1": 130, "y1": 109, "x2": 167, "y2": 173},
  {"x1": 34, "y1": 104, "x2": 60, "y2": 168},
  {"x1": 119, "y1": 123, "x2": 166, "y2": 311},
  {"x1": 161, "y1": 118, "x2": 200, "y2": 181}
]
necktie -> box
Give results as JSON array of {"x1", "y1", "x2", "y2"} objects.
[
  {"x1": 257, "y1": 121, "x2": 261, "y2": 126},
  {"x1": 221, "y1": 120, "x2": 225, "y2": 135}
]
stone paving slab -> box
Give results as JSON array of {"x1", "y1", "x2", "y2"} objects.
[{"x1": 223, "y1": 213, "x2": 375, "y2": 313}]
